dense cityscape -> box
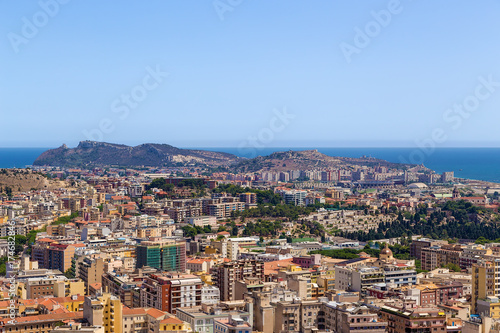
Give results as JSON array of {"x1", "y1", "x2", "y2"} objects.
[
  {"x1": 3, "y1": 1, "x2": 499, "y2": 333},
  {"x1": 1, "y1": 152, "x2": 500, "y2": 333}
]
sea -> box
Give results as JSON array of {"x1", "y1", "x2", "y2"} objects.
[
  {"x1": 201, "y1": 147, "x2": 500, "y2": 184},
  {"x1": 1, "y1": 147, "x2": 500, "y2": 183}
]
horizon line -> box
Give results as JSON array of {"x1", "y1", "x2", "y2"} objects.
[{"x1": 4, "y1": 145, "x2": 500, "y2": 149}]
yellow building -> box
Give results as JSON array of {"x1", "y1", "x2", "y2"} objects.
[
  {"x1": 146, "y1": 308, "x2": 191, "y2": 333},
  {"x1": 16, "y1": 282, "x2": 26, "y2": 299},
  {"x1": 16, "y1": 278, "x2": 84, "y2": 299},
  {"x1": 472, "y1": 260, "x2": 500, "y2": 314},
  {"x1": 102, "y1": 247, "x2": 135, "y2": 258},
  {"x1": 194, "y1": 271, "x2": 213, "y2": 285},
  {"x1": 158, "y1": 316, "x2": 190, "y2": 332},
  {"x1": 137, "y1": 227, "x2": 161, "y2": 238},
  {"x1": 83, "y1": 293, "x2": 123, "y2": 333},
  {"x1": 286, "y1": 264, "x2": 302, "y2": 272},
  {"x1": 317, "y1": 275, "x2": 336, "y2": 292},
  {"x1": 32, "y1": 295, "x2": 85, "y2": 313},
  {"x1": 53, "y1": 280, "x2": 85, "y2": 297},
  {"x1": 54, "y1": 295, "x2": 85, "y2": 312},
  {"x1": 101, "y1": 293, "x2": 122, "y2": 333}
]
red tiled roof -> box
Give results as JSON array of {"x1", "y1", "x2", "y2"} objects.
[
  {"x1": 264, "y1": 258, "x2": 294, "y2": 275},
  {"x1": 187, "y1": 259, "x2": 211, "y2": 264},
  {"x1": 160, "y1": 317, "x2": 184, "y2": 324},
  {"x1": 146, "y1": 308, "x2": 166, "y2": 318},
  {"x1": 3, "y1": 311, "x2": 83, "y2": 325},
  {"x1": 123, "y1": 308, "x2": 147, "y2": 315}
]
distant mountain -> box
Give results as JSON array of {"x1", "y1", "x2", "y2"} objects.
[
  {"x1": 33, "y1": 141, "x2": 240, "y2": 168},
  {"x1": 33, "y1": 142, "x2": 415, "y2": 171},
  {"x1": 231, "y1": 149, "x2": 412, "y2": 173}
]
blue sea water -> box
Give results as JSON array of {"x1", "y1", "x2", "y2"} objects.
[
  {"x1": 0, "y1": 148, "x2": 49, "y2": 169},
  {"x1": 1, "y1": 147, "x2": 500, "y2": 183}
]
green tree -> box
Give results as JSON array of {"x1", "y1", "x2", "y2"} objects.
[
  {"x1": 231, "y1": 225, "x2": 239, "y2": 236},
  {"x1": 444, "y1": 263, "x2": 461, "y2": 272}
]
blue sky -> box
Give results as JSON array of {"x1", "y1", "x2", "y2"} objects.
[{"x1": 1, "y1": 0, "x2": 500, "y2": 148}]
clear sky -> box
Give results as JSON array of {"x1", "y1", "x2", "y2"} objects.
[{"x1": 1, "y1": 0, "x2": 500, "y2": 148}]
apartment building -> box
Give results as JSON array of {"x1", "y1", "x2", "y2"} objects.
[
  {"x1": 410, "y1": 238, "x2": 448, "y2": 260},
  {"x1": 335, "y1": 266, "x2": 384, "y2": 292},
  {"x1": 78, "y1": 258, "x2": 105, "y2": 294},
  {"x1": 275, "y1": 189, "x2": 307, "y2": 206},
  {"x1": 201, "y1": 285, "x2": 220, "y2": 305},
  {"x1": 166, "y1": 206, "x2": 202, "y2": 222},
  {"x1": 187, "y1": 258, "x2": 213, "y2": 273},
  {"x1": 83, "y1": 293, "x2": 123, "y2": 333},
  {"x1": 323, "y1": 301, "x2": 387, "y2": 333},
  {"x1": 472, "y1": 258, "x2": 500, "y2": 314},
  {"x1": 136, "y1": 238, "x2": 186, "y2": 272},
  {"x1": 476, "y1": 296, "x2": 500, "y2": 319},
  {"x1": 24, "y1": 275, "x2": 63, "y2": 298},
  {"x1": 460, "y1": 245, "x2": 492, "y2": 269},
  {"x1": 208, "y1": 202, "x2": 245, "y2": 218},
  {"x1": 274, "y1": 299, "x2": 323, "y2": 333},
  {"x1": 239, "y1": 193, "x2": 257, "y2": 204},
  {"x1": 380, "y1": 304, "x2": 446, "y2": 333},
  {"x1": 212, "y1": 259, "x2": 264, "y2": 301},
  {"x1": 176, "y1": 305, "x2": 252, "y2": 333},
  {"x1": 421, "y1": 244, "x2": 462, "y2": 271},
  {"x1": 31, "y1": 239, "x2": 83, "y2": 273},
  {"x1": 214, "y1": 315, "x2": 252, "y2": 333},
  {"x1": 247, "y1": 288, "x2": 298, "y2": 333},
  {"x1": 226, "y1": 237, "x2": 259, "y2": 261},
  {"x1": 0, "y1": 312, "x2": 84, "y2": 333},
  {"x1": 187, "y1": 215, "x2": 218, "y2": 227},
  {"x1": 123, "y1": 308, "x2": 148, "y2": 333},
  {"x1": 383, "y1": 265, "x2": 417, "y2": 287},
  {"x1": 140, "y1": 273, "x2": 203, "y2": 314},
  {"x1": 102, "y1": 271, "x2": 141, "y2": 308},
  {"x1": 50, "y1": 323, "x2": 104, "y2": 333},
  {"x1": 412, "y1": 282, "x2": 464, "y2": 306}
]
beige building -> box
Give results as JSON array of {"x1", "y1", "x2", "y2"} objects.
[
  {"x1": 78, "y1": 257, "x2": 105, "y2": 294},
  {"x1": 323, "y1": 301, "x2": 387, "y2": 333},
  {"x1": 421, "y1": 244, "x2": 462, "y2": 271},
  {"x1": 214, "y1": 315, "x2": 252, "y2": 333},
  {"x1": 380, "y1": 304, "x2": 446, "y2": 333},
  {"x1": 187, "y1": 258, "x2": 213, "y2": 273},
  {"x1": 212, "y1": 259, "x2": 264, "y2": 301},
  {"x1": 51, "y1": 324, "x2": 104, "y2": 333},
  {"x1": 274, "y1": 299, "x2": 326, "y2": 333}
]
